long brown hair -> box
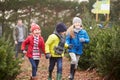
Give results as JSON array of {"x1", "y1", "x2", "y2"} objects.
[
  {"x1": 66, "y1": 25, "x2": 75, "y2": 38},
  {"x1": 66, "y1": 25, "x2": 84, "y2": 38}
]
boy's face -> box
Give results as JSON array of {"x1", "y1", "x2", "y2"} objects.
[
  {"x1": 17, "y1": 20, "x2": 23, "y2": 26},
  {"x1": 60, "y1": 31, "x2": 66, "y2": 36},
  {"x1": 33, "y1": 29, "x2": 41, "y2": 36}
]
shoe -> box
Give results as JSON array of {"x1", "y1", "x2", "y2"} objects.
[
  {"x1": 30, "y1": 76, "x2": 38, "y2": 80},
  {"x1": 22, "y1": 57, "x2": 24, "y2": 60}
]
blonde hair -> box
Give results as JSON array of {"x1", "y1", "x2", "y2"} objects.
[
  {"x1": 66, "y1": 25, "x2": 75, "y2": 38},
  {"x1": 66, "y1": 25, "x2": 84, "y2": 38}
]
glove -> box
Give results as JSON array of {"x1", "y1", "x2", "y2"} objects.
[
  {"x1": 23, "y1": 50, "x2": 27, "y2": 54},
  {"x1": 46, "y1": 53, "x2": 51, "y2": 59},
  {"x1": 68, "y1": 44, "x2": 73, "y2": 49},
  {"x1": 80, "y1": 38, "x2": 85, "y2": 42}
]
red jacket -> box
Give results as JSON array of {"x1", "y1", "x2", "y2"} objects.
[{"x1": 21, "y1": 35, "x2": 45, "y2": 58}]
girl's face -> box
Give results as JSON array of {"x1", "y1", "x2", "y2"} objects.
[
  {"x1": 33, "y1": 29, "x2": 41, "y2": 36},
  {"x1": 74, "y1": 22, "x2": 82, "y2": 29}
]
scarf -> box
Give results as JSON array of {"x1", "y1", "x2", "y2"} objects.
[{"x1": 32, "y1": 36, "x2": 40, "y2": 60}]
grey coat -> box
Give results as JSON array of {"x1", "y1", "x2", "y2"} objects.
[{"x1": 13, "y1": 25, "x2": 27, "y2": 41}]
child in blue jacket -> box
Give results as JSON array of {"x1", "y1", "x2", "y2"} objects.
[{"x1": 66, "y1": 17, "x2": 90, "y2": 80}]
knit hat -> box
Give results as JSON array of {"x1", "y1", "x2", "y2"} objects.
[
  {"x1": 30, "y1": 23, "x2": 40, "y2": 32},
  {"x1": 72, "y1": 17, "x2": 82, "y2": 25},
  {"x1": 56, "y1": 22, "x2": 67, "y2": 33}
]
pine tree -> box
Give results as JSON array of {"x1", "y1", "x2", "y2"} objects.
[
  {"x1": 93, "y1": 25, "x2": 120, "y2": 80},
  {"x1": 0, "y1": 35, "x2": 21, "y2": 80}
]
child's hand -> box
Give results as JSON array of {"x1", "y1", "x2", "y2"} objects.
[
  {"x1": 80, "y1": 38, "x2": 85, "y2": 42},
  {"x1": 23, "y1": 50, "x2": 27, "y2": 54},
  {"x1": 68, "y1": 44, "x2": 73, "y2": 49},
  {"x1": 15, "y1": 41, "x2": 18, "y2": 44},
  {"x1": 46, "y1": 53, "x2": 51, "y2": 59}
]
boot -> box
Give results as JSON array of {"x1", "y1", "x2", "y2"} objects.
[
  {"x1": 69, "y1": 64, "x2": 75, "y2": 80},
  {"x1": 48, "y1": 77, "x2": 52, "y2": 80},
  {"x1": 73, "y1": 69, "x2": 76, "y2": 79},
  {"x1": 56, "y1": 73, "x2": 62, "y2": 80},
  {"x1": 30, "y1": 76, "x2": 38, "y2": 80},
  {"x1": 48, "y1": 72, "x2": 52, "y2": 80},
  {"x1": 30, "y1": 76, "x2": 32, "y2": 80}
]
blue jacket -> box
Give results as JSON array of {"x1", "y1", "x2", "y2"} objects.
[{"x1": 66, "y1": 29, "x2": 90, "y2": 55}]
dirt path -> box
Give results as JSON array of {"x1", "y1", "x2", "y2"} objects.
[{"x1": 16, "y1": 54, "x2": 102, "y2": 80}]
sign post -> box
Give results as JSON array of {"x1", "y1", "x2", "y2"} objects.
[{"x1": 91, "y1": 0, "x2": 110, "y2": 21}]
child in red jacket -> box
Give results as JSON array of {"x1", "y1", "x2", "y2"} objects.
[{"x1": 21, "y1": 23, "x2": 45, "y2": 80}]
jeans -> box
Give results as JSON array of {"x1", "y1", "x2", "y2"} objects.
[
  {"x1": 29, "y1": 58, "x2": 39, "y2": 77},
  {"x1": 49, "y1": 57, "x2": 62, "y2": 74},
  {"x1": 15, "y1": 42, "x2": 24, "y2": 58}
]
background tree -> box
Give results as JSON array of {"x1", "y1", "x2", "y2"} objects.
[
  {"x1": 0, "y1": 35, "x2": 21, "y2": 80},
  {"x1": 0, "y1": 0, "x2": 120, "y2": 80}
]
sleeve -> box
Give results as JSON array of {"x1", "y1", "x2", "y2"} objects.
[
  {"x1": 21, "y1": 36, "x2": 30, "y2": 50},
  {"x1": 84, "y1": 30, "x2": 90, "y2": 43},
  {"x1": 65, "y1": 34, "x2": 71, "y2": 45},
  {"x1": 40, "y1": 37, "x2": 45, "y2": 55},
  {"x1": 45, "y1": 35, "x2": 54, "y2": 53},
  {"x1": 13, "y1": 27, "x2": 17, "y2": 41},
  {"x1": 64, "y1": 43, "x2": 69, "y2": 49},
  {"x1": 24, "y1": 25, "x2": 28, "y2": 38}
]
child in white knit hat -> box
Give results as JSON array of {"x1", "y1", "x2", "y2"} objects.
[{"x1": 66, "y1": 17, "x2": 90, "y2": 80}]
